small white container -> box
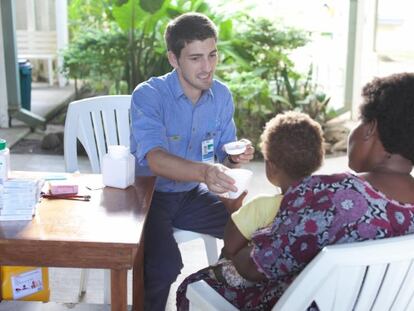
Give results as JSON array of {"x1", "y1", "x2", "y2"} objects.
[
  {"x1": 223, "y1": 141, "x2": 247, "y2": 155},
  {"x1": 224, "y1": 168, "x2": 253, "y2": 199},
  {"x1": 102, "y1": 145, "x2": 135, "y2": 189},
  {"x1": 0, "y1": 139, "x2": 10, "y2": 182}
]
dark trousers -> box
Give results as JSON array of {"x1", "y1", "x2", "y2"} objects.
[{"x1": 143, "y1": 184, "x2": 229, "y2": 311}]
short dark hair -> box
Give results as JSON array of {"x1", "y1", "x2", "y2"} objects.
[
  {"x1": 360, "y1": 72, "x2": 414, "y2": 164},
  {"x1": 164, "y1": 13, "x2": 217, "y2": 58},
  {"x1": 260, "y1": 111, "x2": 324, "y2": 179}
]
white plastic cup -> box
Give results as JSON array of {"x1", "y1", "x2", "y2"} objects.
[
  {"x1": 224, "y1": 168, "x2": 253, "y2": 199},
  {"x1": 223, "y1": 141, "x2": 247, "y2": 155}
]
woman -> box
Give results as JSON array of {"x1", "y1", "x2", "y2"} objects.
[{"x1": 176, "y1": 72, "x2": 414, "y2": 310}]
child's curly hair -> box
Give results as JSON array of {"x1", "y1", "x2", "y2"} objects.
[{"x1": 260, "y1": 111, "x2": 324, "y2": 179}]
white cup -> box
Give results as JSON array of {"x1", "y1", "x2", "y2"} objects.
[
  {"x1": 223, "y1": 141, "x2": 247, "y2": 155},
  {"x1": 225, "y1": 168, "x2": 253, "y2": 199}
]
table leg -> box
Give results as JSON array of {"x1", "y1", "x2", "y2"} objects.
[
  {"x1": 111, "y1": 269, "x2": 128, "y2": 311},
  {"x1": 132, "y1": 242, "x2": 145, "y2": 311}
]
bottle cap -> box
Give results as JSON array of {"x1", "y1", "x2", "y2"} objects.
[{"x1": 0, "y1": 139, "x2": 6, "y2": 151}]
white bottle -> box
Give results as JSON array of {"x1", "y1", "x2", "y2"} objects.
[
  {"x1": 0, "y1": 139, "x2": 10, "y2": 183},
  {"x1": 102, "y1": 145, "x2": 135, "y2": 189}
]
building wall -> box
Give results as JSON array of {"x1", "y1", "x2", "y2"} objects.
[
  {"x1": 15, "y1": 0, "x2": 58, "y2": 83},
  {"x1": 15, "y1": 0, "x2": 56, "y2": 31}
]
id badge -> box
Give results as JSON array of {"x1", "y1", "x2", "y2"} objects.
[{"x1": 201, "y1": 138, "x2": 214, "y2": 163}]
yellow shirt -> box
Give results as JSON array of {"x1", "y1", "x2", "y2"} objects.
[{"x1": 231, "y1": 194, "x2": 283, "y2": 240}]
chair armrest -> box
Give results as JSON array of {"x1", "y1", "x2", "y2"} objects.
[{"x1": 186, "y1": 280, "x2": 238, "y2": 311}]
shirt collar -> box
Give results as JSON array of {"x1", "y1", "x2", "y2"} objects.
[
  {"x1": 170, "y1": 70, "x2": 185, "y2": 99},
  {"x1": 169, "y1": 69, "x2": 214, "y2": 102}
]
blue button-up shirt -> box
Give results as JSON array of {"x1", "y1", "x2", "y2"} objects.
[{"x1": 130, "y1": 70, "x2": 237, "y2": 192}]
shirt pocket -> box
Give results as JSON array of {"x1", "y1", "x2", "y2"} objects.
[{"x1": 167, "y1": 134, "x2": 185, "y2": 157}]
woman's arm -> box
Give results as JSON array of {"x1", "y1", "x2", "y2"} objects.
[{"x1": 232, "y1": 245, "x2": 266, "y2": 282}]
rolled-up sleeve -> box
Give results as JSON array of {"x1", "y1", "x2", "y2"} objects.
[{"x1": 130, "y1": 84, "x2": 168, "y2": 165}]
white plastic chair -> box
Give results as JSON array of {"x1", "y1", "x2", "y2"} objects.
[
  {"x1": 63, "y1": 95, "x2": 219, "y2": 303},
  {"x1": 187, "y1": 234, "x2": 414, "y2": 311}
]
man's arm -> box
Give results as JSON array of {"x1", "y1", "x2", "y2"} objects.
[{"x1": 147, "y1": 148, "x2": 237, "y2": 194}]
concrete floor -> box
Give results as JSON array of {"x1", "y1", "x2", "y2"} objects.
[
  {"x1": 1, "y1": 82, "x2": 75, "y2": 150},
  {"x1": 0, "y1": 82, "x2": 350, "y2": 310},
  {"x1": 4, "y1": 153, "x2": 349, "y2": 311}
]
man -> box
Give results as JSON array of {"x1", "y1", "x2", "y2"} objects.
[{"x1": 130, "y1": 12, "x2": 254, "y2": 310}]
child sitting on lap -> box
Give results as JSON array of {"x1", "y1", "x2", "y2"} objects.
[{"x1": 216, "y1": 111, "x2": 325, "y2": 286}]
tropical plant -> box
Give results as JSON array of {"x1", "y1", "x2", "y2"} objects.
[
  {"x1": 64, "y1": 0, "x2": 241, "y2": 93},
  {"x1": 64, "y1": 0, "x2": 171, "y2": 93},
  {"x1": 61, "y1": 26, "x2": 129, "y2": 95},
  {"x1": 214, "y1": 17, "x2": 337, "y2": 153},
  {"x1": 63, "y1": 0, "x2": 337, "y2": 157}
]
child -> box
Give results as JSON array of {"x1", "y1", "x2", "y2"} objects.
[{"x1": 217, "y1": 111, "x2": 325, "y2": 286}]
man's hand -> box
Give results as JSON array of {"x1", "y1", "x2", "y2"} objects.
[
  {"x1": 204, "y1": 164, "x2": 237, "y2": 194},
  {"x1": 228, "y1": 139, "x2": 255, "y2": 166},
  {"x1": 219, "y1": 191, "x2": 247, "y2": 214}
]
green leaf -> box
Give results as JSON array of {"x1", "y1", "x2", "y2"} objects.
[
  {"x1": 115, "y1": 0, "x2": 129, "y2": 5},
  {"x1": 140, "y1": 0, "x2": 164, "y2": 14},
  {"x1": 112, "y1": 1, "x2": 144, "y2": 31},
  {"x1": 219, "y1": 19, "x2": 233, "y2": 40}
]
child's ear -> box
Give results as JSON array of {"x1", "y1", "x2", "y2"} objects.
[
  {"x1": 266, "y1": 160, "x2": 281, "y2": 184},
  {"x1": 267, "y1": 160, "x2": 279, "y2": 174},
  {"x1": 267, "y1": 160, "x2": 292, "y2": 190}
]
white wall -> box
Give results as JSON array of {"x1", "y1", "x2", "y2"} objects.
[{"x1": 0, "y1": 4, "x2": 10, "y2": 128}]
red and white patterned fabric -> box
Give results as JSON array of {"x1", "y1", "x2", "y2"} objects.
[{"x1": 177, "y1": 173, "x2": 414, "y2": 311}]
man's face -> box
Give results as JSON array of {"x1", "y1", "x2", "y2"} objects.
[{"x1": 168, "y1": 37, "x2": 218, "y2": 99}]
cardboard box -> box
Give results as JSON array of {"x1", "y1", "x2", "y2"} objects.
[{"x1": 48, "y1": 181, "x2": 78, "y2": 195}]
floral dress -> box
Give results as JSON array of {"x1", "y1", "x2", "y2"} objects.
[{"x1": 176, "y1": 173, "x2": 414, "y2": 310}]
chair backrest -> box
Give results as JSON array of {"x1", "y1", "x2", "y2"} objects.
[
  {"x1": 275, "y1": 234, "x2": 414, "y2": 311},
  {"x1": 187, "y1": 234, "x2": 414, "y2": 311},
  {"x1": 64, "y1": 95, "x2": 131, "y2": 173}
]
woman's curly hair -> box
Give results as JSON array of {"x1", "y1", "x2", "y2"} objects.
[
  {"x1": 260, "y1": 111, "x2": 324, "y2": 179},
  {"x1": 360, "y1": 72, "x2": 414, "y2": 164}
]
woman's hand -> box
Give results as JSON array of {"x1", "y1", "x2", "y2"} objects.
[{"x1": 233, "y1": 245, "x2": 266, "y2": 282}]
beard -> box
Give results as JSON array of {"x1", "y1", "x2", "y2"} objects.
[{"x1": 182, "y1": 71, "x2": 213, "y2": 91}]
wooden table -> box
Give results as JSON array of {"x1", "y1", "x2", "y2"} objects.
[{"x1": 0, "y1": 171, "x2": 155, "y2": 311}]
